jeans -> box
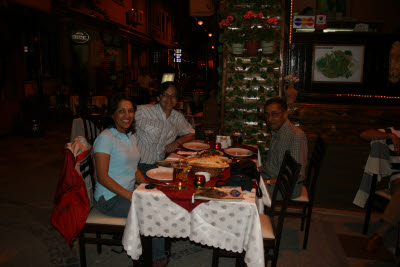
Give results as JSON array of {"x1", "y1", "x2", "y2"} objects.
[
  {"x1": 95, "y1": 195, "x2": 131, "y2": 217},
  {"x1": 139, "y1": 162, "x2": 166, "y2": 260}
]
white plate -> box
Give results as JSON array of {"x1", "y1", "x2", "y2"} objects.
[
  {"x1": 224, "y1": 147, "x2": 252, "y2": 158},
  {"x1": 146, "y1": 167, "x2": 173, "y2": 181},
  {"x1": 182, "y1": 142, "x2": 210, "y2": 151}
]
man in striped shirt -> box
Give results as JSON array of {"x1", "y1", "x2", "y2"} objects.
[
  {"x1": 135, "y1": 81, "x2": 195, "y2": 174},
  {"x1": 135, "y1": 81, "x2": 195, "y2": 266},
  {"x1": 261, "y1": 97, "x2": 308, "y2": 198}
]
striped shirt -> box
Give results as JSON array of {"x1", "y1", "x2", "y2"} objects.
[
  {"x1": 262, "y1": 120, "x2": 308, "y2": 181},
  {"x1": 135, "y1": 103, "x2": 195, "y2": 164}
]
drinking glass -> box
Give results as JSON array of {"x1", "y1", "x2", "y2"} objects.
[
  {"x1": 204, "y1": 129, "x2": 215, "y2": 144},
  {"x1": 173, "y1": 162, "x2": 189, "y2": 190},
  {"x1": 231, "y1": 131, "x2": 243, "y2": 147}
]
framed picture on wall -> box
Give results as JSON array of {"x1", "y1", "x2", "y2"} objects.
[{"x1": 312, "y1": 44, "x2": 365, "y2": 83}]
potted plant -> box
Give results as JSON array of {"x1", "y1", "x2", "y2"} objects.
[
  {"x1": 220, "y1": 15, "x2": 245, "y2": 55},
  {"x1": 259, "y1": 17, "x2": 279, "y2": 54},
  {"x1": 284, "y1": 73, "x2": 300, "y2": 104}
]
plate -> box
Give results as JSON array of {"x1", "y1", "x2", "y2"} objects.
[
  {"x1": 224, "y1": 147, "x2": 252, "y2": 158},
  {"x1": 146, "y1": 167, "x2": 173, "y2": 181},
  {"x1": 182, "y1": 142, "x2": 210, "y2": 151}
]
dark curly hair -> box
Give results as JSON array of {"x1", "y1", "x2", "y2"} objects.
[
  {"x1": 156, "y1": 81, "x2": 178, "y2": 97},
  {"x1": 105, "y1": 94, "x2": 137, "y2": 134}
]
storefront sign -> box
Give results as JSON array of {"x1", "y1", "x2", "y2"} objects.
[{"x1": 71, "y1": 31, "x2": 90, "y2": 44}]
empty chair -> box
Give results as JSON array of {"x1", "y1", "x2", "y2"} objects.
[{"x1": 82, "y1": 114, "x2": 105, "y2": 145}]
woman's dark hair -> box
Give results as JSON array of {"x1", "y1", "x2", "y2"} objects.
[
  {"x1": 105, "y1": 94, "x2": 137, "y2": 134},
  {"x1": 156, "y1": 81, "x2": 178, "y2": 97}
]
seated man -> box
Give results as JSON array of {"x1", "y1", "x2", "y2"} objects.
[
  {"x1": 261, "y1": 97, "x2": 308, "y2": 198},
  {"x1": 360, "y1": 127, "x2": 400, "y2": 252}
]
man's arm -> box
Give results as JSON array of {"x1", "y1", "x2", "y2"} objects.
[
  {"x1": 165, "y1": 133, "x2": 195, "y2": 154},
  {"x1": 360, "y1": 128, "x2": 400, "y2": 153}
]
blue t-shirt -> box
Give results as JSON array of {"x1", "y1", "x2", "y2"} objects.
[{"x1": 93, "y1": 128, "x2": 141, "y2": 201}]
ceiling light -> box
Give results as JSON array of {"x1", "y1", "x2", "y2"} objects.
[
  {"x1": 198, "y1": 20, "x2": 203, "y2": 26},
  {"x1": 208, "y1": 33, "x2": 212, "y2": 37}
]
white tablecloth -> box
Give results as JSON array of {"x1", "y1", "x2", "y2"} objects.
[
  {"x1": 70, "y1": 118, "x2": 100, "y2": 142},
  {"x1": 122, "y1": 185, "x2": 266, "y2": 267}
]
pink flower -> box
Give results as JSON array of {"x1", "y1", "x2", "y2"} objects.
[
  {"x1": 227, "y1": 16, "x2": 234, "y2": 22},
  {"x1": 258, "y1": 12, "x2": 263, "y2": 18},
  {"x1": 267, "y1": 17, "x2": 278, "y2": 25}
]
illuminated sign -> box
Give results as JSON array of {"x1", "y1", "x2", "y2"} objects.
[
  {"x1": 174, "y1": 49, "x2": 182, "y2": 63},
  {"x1": 71, "y1": 31, "x2": 90, "y2": 44},
  {"x1": 293, "y1": 15, "x2": 315, "y2": 29}
]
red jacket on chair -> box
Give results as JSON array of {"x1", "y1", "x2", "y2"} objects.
[{"x1": 50, "y1": 149, "x2": 90, "y2": 245}]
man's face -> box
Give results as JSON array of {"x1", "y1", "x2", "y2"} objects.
[
  {"x1": 157, "y1": 86, "x2": 178, "y2": 113},
  {"x1": 265, "y1": 103, "x2": 288, "y2": 131}
]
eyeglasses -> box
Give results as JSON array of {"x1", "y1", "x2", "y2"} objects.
[
  {"x1": 265, "y1": 111, "x2": 282, "y2": 118},
  {"x1": 161, "y1": 93, "x2": 178, "y2": 99}
]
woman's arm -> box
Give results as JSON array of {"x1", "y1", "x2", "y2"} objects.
[
  {"x1": 135, "y1": 168, "x2": 146, "y2": 184},
  {"x1": 94, "y1": 152, "x2": 133, "y2": 200}
]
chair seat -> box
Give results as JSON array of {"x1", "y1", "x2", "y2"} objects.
[
  {"x1": 259, "y1": 213, "x2": 275, "y2": 240},
  {"x1": 86, "y1": 207, "x2": 126, "y2": 226},
  {"x1": 291, "y1": 185, "x2": 309, "y2": 202},
  {"x1": 375, "y1": 189, "x2": 392, "y2": 200}
]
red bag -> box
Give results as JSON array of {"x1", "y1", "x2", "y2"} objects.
[{"x1": 50, "y1": 149, "x2": 90, "y2": 245}]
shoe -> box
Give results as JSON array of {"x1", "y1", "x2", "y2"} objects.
[
  {"x1": 152, "y1": 256, "x2": 168, "y2": 267},
  {"x1": 364, "y1": 233, "x2": 383, "y2": 253}
]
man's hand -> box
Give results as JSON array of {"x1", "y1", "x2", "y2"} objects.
[
  {"x1": 165, "y1": 140, "x2": 180, "y2": 154},
  {"x1": 267, "y1": 177, "x2": 277, "y2": 186},
  {"x1": 389, "y1": 133, "x2": 400, "y2": 154}
]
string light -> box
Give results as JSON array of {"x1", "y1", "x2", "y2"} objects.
[
  {"x1": 289, "y1": 0, "x2": 293, "y2": 45},
  {"x1": 335, "y1": 94, "x2": 400, "y2": 99}
]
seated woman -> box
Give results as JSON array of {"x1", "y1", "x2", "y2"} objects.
[{"x1": 94, "y1": 95, "x2": 145, "y2": 217}]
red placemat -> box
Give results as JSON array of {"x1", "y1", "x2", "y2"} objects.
[{"x1": 156, "y1": 168, "x2": 231, "y2": 212}]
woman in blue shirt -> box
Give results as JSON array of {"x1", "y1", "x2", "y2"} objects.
[{"x1": 94, "y1": 95, "x2": 145, "y2": 217}]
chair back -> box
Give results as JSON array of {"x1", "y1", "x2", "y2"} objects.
[
  {"x1": 305, "y1": 136, "x2": 327, "y2": 204},
  {"x1": 79, "y1": 154, "x2": 95, "y2": 208},
  {"x1": 82, "y1": 114, "x2": 104, "y2": 145},
  {"x1": 270, "y1": 151, "x2": 301, "y2": 247}
]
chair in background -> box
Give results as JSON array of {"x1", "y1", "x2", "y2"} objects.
[
  {"x1": 362, "y1": 174, "x2": 400, "y2": 255},
  {"x1": 82, "y1": 114, "x2": 105, "y2": 145},
  {"x1": 282, "y1": 136, "x2": 327, "y2": 249},
  {"x1": 212, "y1": 151, "x2": 300, "y2": 267},
  {"x1": 77, "y1": 154, "x2": 127, "y2": 267}
]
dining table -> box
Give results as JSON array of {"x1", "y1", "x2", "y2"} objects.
[{"x1": 122, "y1": 143, "x2": 271, "y2": 267}]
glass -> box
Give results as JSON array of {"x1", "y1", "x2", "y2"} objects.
[
  {"x1": 204, "y1": 129, "x2": 215, "y2": 144},
  {"x1": 231, "y1": 131, "x2": 243, "y2": 147},
  {"x1": 173, "y1": 161, "x2": 189, "y2": 190},
  {"x1": 194, "y1": 174, "x2": 206, "y2": 189}
]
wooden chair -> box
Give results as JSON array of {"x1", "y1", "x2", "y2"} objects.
[
  {"x1": 212, "y1": 151, "x2": 300, "y2": 267},
  {"x1": 281, "y1": 136, "x2": 327, "y2": 249},
  {"x1": 77, "y1": 154, "x2": 127, "y2": 267},
  {"x1": 82, "y1": 114, "x2": 104, "y2": 145},
  {"x1": 263, "y1": 151, "x2": 301, "y2": 267},
  {"x1": 362, "y1": 174, "x2": 400, "y2": 255}
]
